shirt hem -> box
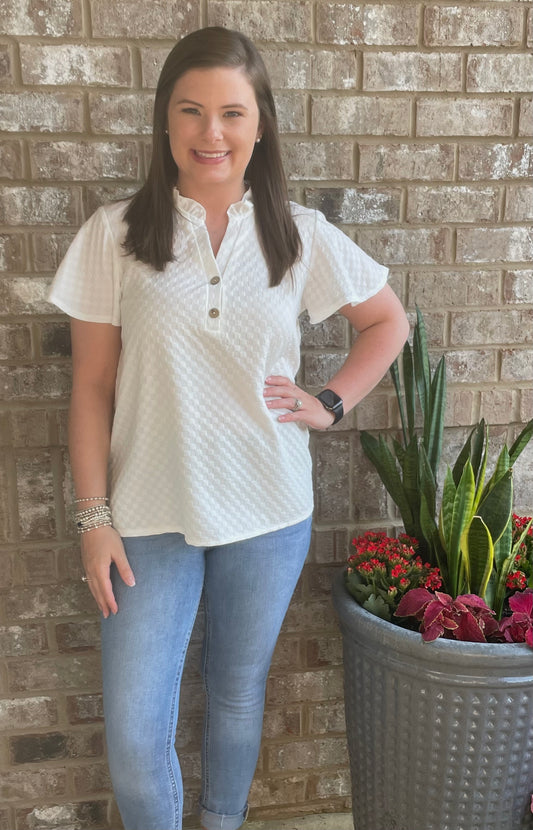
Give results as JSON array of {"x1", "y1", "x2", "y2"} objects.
[
  {"x1": 116, "y1": 510, "x2": 314, "y2": 547},
  {"x1": 306, "y1": 267, "x2": 389, "y2": 325}
]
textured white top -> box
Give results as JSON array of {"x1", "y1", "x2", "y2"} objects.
[{"x1": 49, "y1": 191, "x2": 388, "y2": 545}]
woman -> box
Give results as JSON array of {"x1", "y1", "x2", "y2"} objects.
[{"x1": 49, "y1": 26, "x2": 409, "y2": 830}]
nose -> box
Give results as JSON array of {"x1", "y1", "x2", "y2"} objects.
[{"x1": 202, "y1": 115, "x2": 223, "y2": 142}]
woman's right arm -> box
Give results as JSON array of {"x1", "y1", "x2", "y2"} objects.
[{"x1": 69, "y1": 319, "x2": 135, "y2": 618}]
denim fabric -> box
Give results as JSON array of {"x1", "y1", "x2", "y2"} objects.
[{"x1": 100, "y1": 517, "x2": 312, "y2": 830}]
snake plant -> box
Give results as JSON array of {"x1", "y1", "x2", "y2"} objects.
[{"x1": 361, "y1": 307, "x2": 533, "y2": 617}]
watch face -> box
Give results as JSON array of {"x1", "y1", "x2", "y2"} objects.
[{"x1": 321, "y1": 390, "x2": 341, "y2": 409}]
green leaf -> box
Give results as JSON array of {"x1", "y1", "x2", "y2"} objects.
[
  {"x1": 426, "y1": 356, "x2": 446, "y2": 478},
  {"x1": 402, "y1": 341, "x2": 416, "y2": 437},
  {"x1": 470, "y1": 419, "x2": 486, "y2": 483},
  {"x1": 418, "y1": 443, "x2": 437, "y2": 520},
  {"x1": 390, "y1": 360, "x2": 408, "y2": 445},
  {"x1": 446, "y1": 461, "x2": 476, "y2": 597},
  {"x1": 462, "y1": 515, "x2": 494, "y2": 599},
  {"x1": 360, "y1": 432, "x2": 414, "y2": 529},
  {"x1": 362, "y1": 593, "x2": 393, "y2": 621},
  {"x1": 509, "y1": 418, "x2": 533, "y2": 465},
  {"x1": 413, "y1": 306, "x2": 431, "y2": 422},
  {"x1": 477, "y1": 469, "x2": 513, "y2": 545},
  {"x1": 439, "y1": 467, "x2": 457, "y2": 552}
]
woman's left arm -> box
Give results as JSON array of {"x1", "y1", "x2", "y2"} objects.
[{"x1": 264, "y1": 284, "x2": 410, "y2": 429}]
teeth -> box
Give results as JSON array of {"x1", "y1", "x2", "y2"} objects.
[{"x1": 196, "y1": 150, "x2": 228, "y2": 158}]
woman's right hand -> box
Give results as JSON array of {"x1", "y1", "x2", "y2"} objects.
[{"x1": 80, "y1": 525, "x2": 136, "y2": 618}]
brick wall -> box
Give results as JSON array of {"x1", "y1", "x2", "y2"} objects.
[{"x1": 1, "y1": 1, "x2": 532, "y2": 828}]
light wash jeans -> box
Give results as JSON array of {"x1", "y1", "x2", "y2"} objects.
[{"x1": 100, "y1": 517, "x2": 312, "y2": 830}]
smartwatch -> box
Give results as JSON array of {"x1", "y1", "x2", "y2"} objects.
[{"x1": 315, "y1": 389, "x2": 344, "y2": 425}]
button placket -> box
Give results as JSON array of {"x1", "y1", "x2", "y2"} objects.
[{"x1": 207, "y1": 273, "x2": 222, "y2": 329}]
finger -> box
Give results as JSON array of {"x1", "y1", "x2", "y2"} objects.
[
  {"x1": 265, "y1": 375, "x2": 293, "y2": 387},
  {"x1": 114, "y1": 549, "x2": 136, "y2": 588},
  {"x1": 84, "y1": 574, "x2": 116, "y2": 618}
]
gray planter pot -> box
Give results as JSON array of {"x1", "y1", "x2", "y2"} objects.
[{"x1": 332, "y1": 572, "x2": 533, "y2": 830}]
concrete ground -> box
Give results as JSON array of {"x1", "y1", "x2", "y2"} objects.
[
  {"x1": 243, "y1": 814, "x2": 354, "y2": 829},
  {"x1": 188, "y1": 814, "x2": 354, "y2": 830}
]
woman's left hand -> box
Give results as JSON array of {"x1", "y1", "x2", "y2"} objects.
[{"x1": 264, "y1": 375, "x2": 335, "y2": 430}]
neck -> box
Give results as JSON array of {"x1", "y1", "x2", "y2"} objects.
[{"x1": 176, "y1": 180, "x2": 245, "y2": 222}]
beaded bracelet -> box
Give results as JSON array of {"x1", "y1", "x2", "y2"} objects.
[
  {"x1": 74, "y1": 496, "x2": 109, "y2": 504},
  {"x1": 75, "y1": 504, "x2": 113, "y2": 535}
]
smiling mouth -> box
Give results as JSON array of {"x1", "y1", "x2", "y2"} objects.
[{"x1": 194, "y1": 150, "x2": 230, "y2": 158}]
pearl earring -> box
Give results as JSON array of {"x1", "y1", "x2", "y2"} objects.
[{"x1": 255, "y1": 137, "x2": 261, "y2": 143}]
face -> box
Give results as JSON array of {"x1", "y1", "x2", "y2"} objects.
[{"x1": 166, "y1": 66, "x2": 262, "y2": 203}]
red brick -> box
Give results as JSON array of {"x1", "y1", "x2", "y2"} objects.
[
  {"x1": 305, "y1": 186, "x2": 400, "y2": 224},
  {"x1": 444, "y1": 389, "x2": 476, "y2": 429},
  {"x1": 10, "y1": 408, "x2": 52, "y2": 448},
  {"x1": 467, "y1": 55, "x2": 533, "y2": 93},
  {"x1": 305, "y1": 634, "x2": 343, "y2": 667},
  {"x1": 456, "y1": 227, "x2": 533, "y2": 264},
  {"x1": 262, "y1": 706, "x2": 302, "y2": 739},
  {"x1": 0, "y1": 696, "x2": 58, "y2": 730},
  {"x1": 89, "y1": 92, "x2": 154, "y2": 135},
  {"x1": 451, "y1": 310, "x2": 533, "y2": 346},
  {"x1": 0, "y1": 234, "x2": 26, "y2": 272},
  {"x1": 267, "y1": 735, "x2": 348, "y2": 770},
  {"x1": 520, "y1": 389, "x2": 533, "y2": 423},
  {"x1": 6, "y1": 583, "x2": 95, "y2": 621},
  {"x1": 459, "y1": 143, "x2": 533, "y2": 181},
  {"x1": 1, "y1": 365, "x2": 72, "y2": 399},
  {"x1": 480, "y1": 389, "x2": 517, "y2": 425},
  {"x1": 314, "y1": 434, "x2": 351, "y2": 522},
  {"x1": 417, "y1": 98, "x2": 513, "y2": 137},
  {"x1": 20, "y1": 549, "x2": 58, "y2": 582},
  {"x1": 15, "y1": 801, "x2": 108, "y2": 830},
  {"x1": 0, "y1": 92, "x2": 84, "y2": 133},
  {"x1": 15, "y1": 453, "x2": 55, "y2": 539},
  {"x1": 267, "y1": 668, "x2": 344, "y2": 706},
  {"x1": 357, "y1": 227, "x2": 451, "y2": 265},
  {"x1": 504, "y1": 270, "x2": 533, "y2": 304},
  {"x1": 208, "y1": 1, "x2": 313, "y2": 42},
  {"x1": 271, "y1": 637, "x2": 301, "y2": 670},
  {"x1": 72, "y1": 763, "x2": 111, "y2": 796},
  {"x1": 0, "y1": 457, "x2": 12, "y2": 543},
  {"x1": 0, "y1": 277, "x2": 55, "y2": 316},
  {"x1": 0, "y1": 624, "x2": 48, "y2": 657},
  {"x1": 317, "y1": 3, "x2": 419, "y2": 46},
  {"x1": 505, "y1": 186, "x2": 533, "y2": 222},
  {"x1": 308, "y1": 700, "x2": 346, "y2": 734},
  {"x1": 364, "y1": 52, "x2": 461, "y2": 92},
  {"x1": 408, "y1": 270, "x2": 501, "y2": 308},
  {"x1": 445, "y1": 350, "x2": 497, "y2": 384},
  {"x1": 351, "y1": 441, "x2": 389, "y2": 521},
  {"x1": 0, "y1": 186, "x2": 81, "y2": 225},
  {"x1": 0, "y1": 43, "x2": 13, "y2": 86},
  {"x1": 1, "y1": 0, "x2": 82, "y2": 36},
  {"x1": 309, "y1": 767, "x2": 351, "y2": 798},
  {"x1": 0, "y1": 768, "x2": 67, "y2": 801},
  {"x1": 0, "y1": 140, "x2": 23, "y2": 179},
  {"x1": 91, "y1": 0, "x2": 199, "y2": 37},
  {"x1": 519, "y1": 98, "x2": 533, "y2": 136},
  {"x1": 501, "y1": 349, "x2": 533, "y2": 383},
  {"x1": 307, "y1": 527, "x2": 350, "y2": 565},
  {"x1": 66, "y1": 693, "x2": 104, "y2": 724},
  {"x1": 56, "y1": 620, "x2": 100, "y2": 653},
  {"x1": 250, "y1": 774, "x2": 308, "y2": 807},
  {"x1": 39, "y1": 322, "x2": 71, "y2": 357},
  {"x1": 140, "y1": 46, "x2": 171, "y2": 88},
  {"x1": 354, "y1": 394, "x2": 390, "y2": 431},
  {"x1": 407, "y1": 185, "x2": 500, "y2": 223},
  {"x1": 10, "y1": 728, "x2": 103, "y2": 764},
  {"x1": 424, "y1": 5, "x2": 522, "y2": 47},
  {"x1": 32, "y1": 232, "x2": 75, "y2": 272},
  {"x1": 20, "y1": 44, "x2": 133, "y2": 87},
  {"x1": 0, "y1": 323, "x2": 32, "y2": 360},
  {"x1": 30, "y1": 140, "x2": 139, "y2": 181},
  {"x1": 300, "y1": 313, "x2": 348, "y2": 349},
  {"x1": 274, "y1": 92, "x2": 307, "y2": 134},
  {"x1": 263, "y1": 48, "x2": 357, "y2": 90},
  {"x1": 313, "y1": 95, "x2": 410, "y2": 136},
  {"x1": 359, "y1": 143, "x2": 454, "y2": 182},
  {"x1": 8, "y1": 653, "x2": 101, "y2": 692},
  {"x1": 283, "y1": 140, "x2": 355, "y2": 181}
]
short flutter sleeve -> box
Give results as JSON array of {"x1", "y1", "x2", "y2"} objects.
[
  {"x1": 48, "y1": 205, "x2": 124, "y2": 326},
  {"x1": 300, "y1": 210, "x2": 388, "y2": 325}
]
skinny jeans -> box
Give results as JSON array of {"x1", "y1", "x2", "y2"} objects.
[{"x1": 100, "y1": 517, "x2": 312, "y2": 830}]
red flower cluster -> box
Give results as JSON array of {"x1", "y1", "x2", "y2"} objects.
[{"x1": 348, "y1": 531, "x2": 442, "y2": 600}]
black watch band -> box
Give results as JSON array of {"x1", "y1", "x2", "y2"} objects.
[{"x1": 315, "y1": 389, "x2": 344, "y2": 425}]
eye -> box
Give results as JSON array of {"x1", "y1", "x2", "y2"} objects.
[
  {"x1": 224, "y1": 111, "x2": 243, "y2": 118},
  {"x1": 181, "y1": 107, "x2": 201, "y2": 115}
]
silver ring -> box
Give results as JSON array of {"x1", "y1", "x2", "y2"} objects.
[
  {"x1": 292, "y1": 398, "x2": 302, "y2": 411},
  {"x1": 81, "y1": 576, "x2": 93, "y2": 583}
]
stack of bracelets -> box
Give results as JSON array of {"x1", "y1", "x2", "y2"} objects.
[{"x1": 74, "y1": 496, "x2": 112, "y2": 535}]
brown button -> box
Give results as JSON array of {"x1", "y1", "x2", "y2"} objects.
[
  {"x1": 210, "y1": 276, "x2": 220, "y2": 285},
  {"x1": 209, "y1": 308, "x2": 220, "y2": 318}
]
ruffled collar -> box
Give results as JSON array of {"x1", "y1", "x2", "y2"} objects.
[{"x1": 173, "y1": 188, "x2": 253, "y2": 224}]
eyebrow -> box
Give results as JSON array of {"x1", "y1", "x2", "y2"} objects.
[{"x1": 176, "y1": 98, "x2": 249, "y2": 110}]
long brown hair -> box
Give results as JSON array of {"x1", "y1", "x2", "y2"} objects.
[{"x1": 123, "y1": 27, "x2": 301, "y2": 286}]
